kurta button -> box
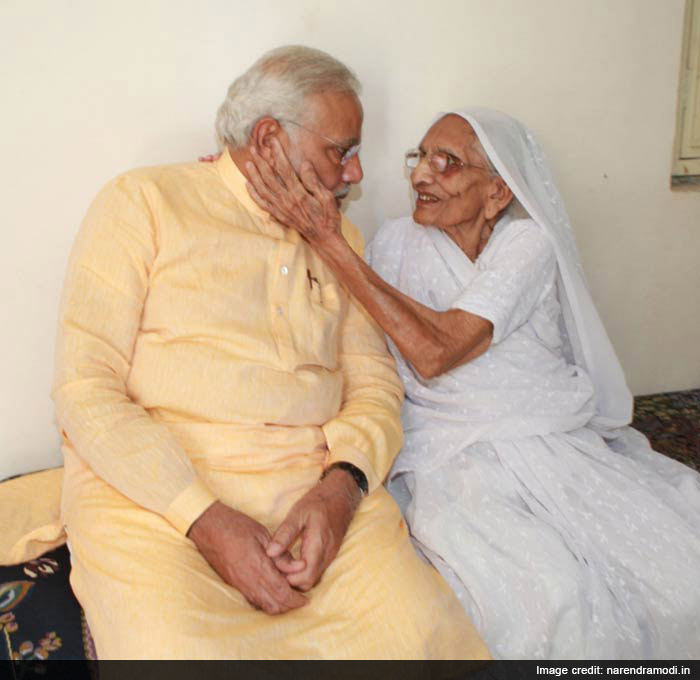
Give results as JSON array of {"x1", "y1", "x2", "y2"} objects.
[
  {"x1": 276, "y1": 306, "x2": 283, "y2": 316},
  {"x1": 280, "y1": 266, "x2": 289, "y2": 276}
]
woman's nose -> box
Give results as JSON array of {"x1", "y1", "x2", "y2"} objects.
[{"x1": 410, "y1": 160, "x2": 433, "y2": 186}]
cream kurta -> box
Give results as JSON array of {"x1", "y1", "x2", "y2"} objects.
[{"x1": 53, "y1": 151, "x2": 487, "y2": 660}]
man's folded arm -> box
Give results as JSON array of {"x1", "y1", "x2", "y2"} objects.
[
  {"x1": 321, "y1": 221, "x2": 404, "y2": 493},
  {"x1": 52, "y1": 175, "x2": 217, "y2": 534}
]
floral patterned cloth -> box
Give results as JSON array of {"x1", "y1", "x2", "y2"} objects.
[{"x1": 0, "y1": 545, "x2": 94, "y2": 660}]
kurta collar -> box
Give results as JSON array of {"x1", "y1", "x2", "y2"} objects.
[{"x1": 215, "y1": 147, "x2": 287, "y2": 240}]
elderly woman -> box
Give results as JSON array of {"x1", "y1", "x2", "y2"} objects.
[{"x1": 245, "y1": 108, "x2": 700, "y2": 660}]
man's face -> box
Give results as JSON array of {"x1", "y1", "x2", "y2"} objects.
[{"x1": 285, "y1": 91, "x2": 364, "y2": 206}]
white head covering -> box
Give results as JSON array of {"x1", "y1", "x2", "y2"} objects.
[{"x1": 445, "y1": 108, "x2": 632, "y2": 430}]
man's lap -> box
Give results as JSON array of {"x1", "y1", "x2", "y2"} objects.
[{"x1": 62, "y1": 450, "x2": 488, "y2": 659}]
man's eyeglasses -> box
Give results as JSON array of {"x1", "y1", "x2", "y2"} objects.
[
  {"x1": 281, "y1": 119, "x2": 361, "y2": 166},
  {"x1": 404, "y1": 148, "x2": 489, "y2": 174}
]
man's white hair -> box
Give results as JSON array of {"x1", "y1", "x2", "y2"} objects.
[{"x1": 215, "y1": 45, "x2": 361, "y2": 149}]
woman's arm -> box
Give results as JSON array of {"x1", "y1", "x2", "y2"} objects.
[
  {"x1": 246, "y1": 140, "x2": 492, "y2": 379},
  {"x1": 319, "y1": 233, "x2": 492, "y2": 379}
]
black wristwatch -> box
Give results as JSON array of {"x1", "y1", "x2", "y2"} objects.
[{"x1": 321, "y1": 461, "x2": 369, "y2": 496}]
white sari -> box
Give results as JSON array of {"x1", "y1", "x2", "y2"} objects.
[{"x1": 367, "y1": 109, "x2": 700, "y2": 660}]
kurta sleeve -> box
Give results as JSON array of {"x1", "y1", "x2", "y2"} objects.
[
  {"x1": 451, "y1": 219, "x2": 557, "y2": 344},
  {"x1": 52, "y1": 175, "x2": 218, "y2": 535},
  {"x1": 321, "y1": 220, "x2": 404, "y2": 493}
]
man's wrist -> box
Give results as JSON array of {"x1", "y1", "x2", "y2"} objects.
[
  {"x1": 321, "y1": 462, "x2": 369, "y2": 496},
  {"x1": 165, "y1": 478, "x2": 220, "y2": 536},
  {"x1": 186, "y1": 500, "x2": 218, "y2": 540}
]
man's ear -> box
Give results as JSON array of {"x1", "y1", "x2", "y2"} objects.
[
  {"x1": 484, "y1": 178, "x2": 514, "y2": 220},
  {"x1": 250, "y1": 117, "x2": 286, "y2": 161}
]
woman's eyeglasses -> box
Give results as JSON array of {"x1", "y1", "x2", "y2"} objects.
[{"x1": 405, "y1": 148, "x2": 490, "y2": 174}]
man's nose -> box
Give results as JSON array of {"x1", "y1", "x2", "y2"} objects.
[{"x1": 342, "y1": 154, "x2": 363, "y2": 184}]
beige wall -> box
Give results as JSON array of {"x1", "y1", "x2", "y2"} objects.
[{"x1": 1, "y1": 0, "x2": 698, "y2": 477}]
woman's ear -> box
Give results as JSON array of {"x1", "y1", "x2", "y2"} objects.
[
  {"x1": 250, "y1": 117, "x2": 285, "y2": 161},
  {"x1": 484, "y1": 177, "x2": 513, "y2": 220}
]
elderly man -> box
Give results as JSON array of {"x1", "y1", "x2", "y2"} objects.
[{"x1": 53, "y1": 46, "x2": 488, "y2": 659}]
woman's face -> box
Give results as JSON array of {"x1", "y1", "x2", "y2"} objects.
[{"x1": 411, "y1": 115, "x2": 501, "y2": 230}]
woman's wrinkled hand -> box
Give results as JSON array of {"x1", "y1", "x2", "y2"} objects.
[{"x1": 245, "y1": 138, "x2": 342, "y2": 246}]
